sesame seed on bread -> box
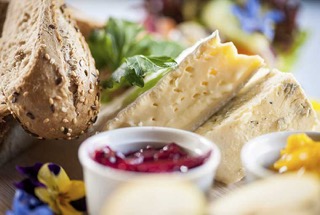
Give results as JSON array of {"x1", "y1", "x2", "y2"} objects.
[{"x1": 0, "y1": 0, "x2": 100, "y2": 139}]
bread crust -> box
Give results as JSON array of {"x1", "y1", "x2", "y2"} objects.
[{"x1": 0, "y1": 0, "x2": 100, "y2": 139}]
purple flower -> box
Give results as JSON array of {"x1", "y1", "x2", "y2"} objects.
[
  {"x1": 232, "y1": 0, "x2": 284, "y2": 40},
  {"x1": 14, "y1": 179, "x2": 44, "y2": 197},
  {"x1": 14, "y1": 163, "x2": 45, "y2": 196},
  {"x1": 6, "y1": 190, "x2": 53, "y2": 215},
  {"x1": 16, "y1": 163, "x2": 43, "y2": 179},
  {"x1": 47, "y1": 163, "x2": 61, "y2": 175}
]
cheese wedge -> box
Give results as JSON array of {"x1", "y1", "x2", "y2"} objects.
[
  {"x1": 210, "y1": 174, "x2": 320, "y2": 215},
  {"x1": 105, "y1": 31, "x2": 264, "y2": 131},
  {"x1": 196, "y1": 70, "x2": 320, "y2": 184}
]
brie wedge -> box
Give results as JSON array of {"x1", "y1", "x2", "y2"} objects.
[
  {"x1": 105, "y1": 31, "x2": 264, "y2": 131},
  {"x1": 196, "y1": 70, "x2": 320, "y2": 184}
]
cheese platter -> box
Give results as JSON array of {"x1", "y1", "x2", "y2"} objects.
[{"x1": 1, "y1": 0, "x2": 320, "y2": 214}]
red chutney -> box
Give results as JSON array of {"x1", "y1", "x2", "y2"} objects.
[{"x1": 93, "y1": 143, "x2": 211, "y2": 173}]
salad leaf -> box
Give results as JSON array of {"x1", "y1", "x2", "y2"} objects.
[
  {"x1": 104, "y1": 55, "x2": 177, "y2": 88},
  {"x1": 89, "y1": 18, "x2": 184, "y2": 104},
  {"x1": 122, "y1": 70, "x2": 170, "y2": 106},
  {"x1": 89, "y1": 18, "x2": 184, "y2": 72},
  {"x1": 89, "y1": 18, "x2": 151, "y2": 71},
  {"x1": 149, "y1": 40, "x2": 185, "y2": 59}
]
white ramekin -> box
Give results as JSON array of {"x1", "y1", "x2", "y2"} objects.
[
  {"x1": 79, "y1": 126, "x2": 221, "y2": 215},
  {"x1": 241, "y1": 131, "x2": 320, "y2": 182}
]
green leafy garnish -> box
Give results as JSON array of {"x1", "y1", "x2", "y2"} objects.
[
  {"x1": 103, "y1": 55, "x2": 177, "y2": 88},
  {"x1": 122, "y1": 70, "x2": 170, "y2": 106},
  {"x1": 88, "y1": 18, "x2": 184, "y2": 103},
  {"x1": 89, "y1": 18, "x2": 184, "y2": 72},
  {"x1": 89, "y1": 18, "x2": 151, "y2": 71}
]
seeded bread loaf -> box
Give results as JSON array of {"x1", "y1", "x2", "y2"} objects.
[{"x1": 0, "y1": 0, "x2": 100, "y2": 139}]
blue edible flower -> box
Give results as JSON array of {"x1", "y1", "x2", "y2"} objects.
[
  {"x1": 232, "y1": 0, "x2": 284, "y2": 40},
  {"x1": 6, "y1": 190, "x2": 53, "y2": 215}
]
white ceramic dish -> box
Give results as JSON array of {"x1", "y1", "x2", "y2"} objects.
[
  {"x1": 241, "y1": 131, "x2": 320, "y2": 182},
  {"x1": 78, "y1": 126, "x2": 220, "y2": 215}
]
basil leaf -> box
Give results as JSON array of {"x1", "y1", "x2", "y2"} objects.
[
  {"x1": 149, "y1": 40, "x2": 184, "y2": 59},
  {"x1": 89, "y1": 18, "x2": 185, "y2": 72},
  {"x1": 88, "y1": 17, "x2": 185, "y2": 104},
  {"x1": 89, "y1": 18, "x2": 151, "y2": 71},
  {"x1": 104, "y1": 55, "x2": 177, "y2": 88}
]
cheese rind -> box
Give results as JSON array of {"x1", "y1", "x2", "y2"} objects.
[
  {"x1": 105, "y1": 32, "x2": 264, "y2": 131},
  {"x1": 196, "y1": 70, "x2": 320, "y2": 184}
]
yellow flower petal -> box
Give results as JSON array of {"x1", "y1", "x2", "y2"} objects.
[
  {"x1": 66, "y1": 180, "x2": 86, "y2": 201},
  {"x1": 58, "y1": 201, "x2": 83, "y2": 215},
  {"x1": 38, "y1": 163, "x2": 71, "y2": 193},
  {"x1": 35, "y1": 187, "x2": 60, "y2": 214}
]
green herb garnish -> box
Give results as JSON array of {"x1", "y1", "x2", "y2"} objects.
[
  {"x1": 88, "y1": 18, "x2": 184, "y2": 103},
  {"x1": 89, "y1": 18, "x2": 151, "y2": 71},
  {"x1": 89, "y1": 18, "x2": 183, "y2": 72},
  {"x1": 103, "y1": 55, "x2": 177, "y2": 88}
]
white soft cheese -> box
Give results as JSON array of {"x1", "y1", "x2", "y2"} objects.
[
  {"x1": 196, "y1": 70, "x2": 320, "y2": 184},
  {"x1": 105, "y1": 31, "x2": 264, "y2": 131}
]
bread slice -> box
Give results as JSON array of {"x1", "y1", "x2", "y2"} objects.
[
  {"x1": 196, "y1": 70, "x2": 320, "y2": 184},
  {"x1": 0, "y1": 0, "x2": 100, "y2": 139},
  {"x1": 209, "y1": 174, "x2": 320, "y2": 215},
  {"x1": 104, "y1": 32, "x2": 264, "y2": 131}
]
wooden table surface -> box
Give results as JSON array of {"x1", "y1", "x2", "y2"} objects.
[{"x1": 0, "y1": 139, "x2": 243, "y2": 213}]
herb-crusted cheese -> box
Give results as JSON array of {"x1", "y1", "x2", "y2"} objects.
[
  {"x1": 196, "y1": 70, "x2": 320, "y2": 184},
  {"x1": 105, "y1": 31, "x2": 264, "y2": 131}
]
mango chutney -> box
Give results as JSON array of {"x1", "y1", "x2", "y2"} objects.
[{"x1": 273, "y1": 133, "x2": 320, "y2": 176}]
